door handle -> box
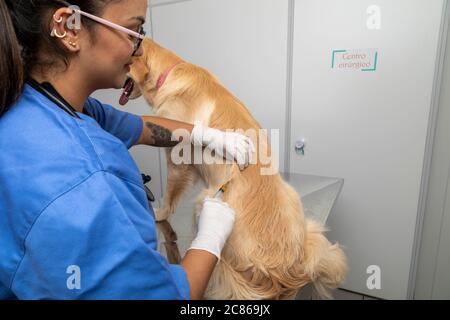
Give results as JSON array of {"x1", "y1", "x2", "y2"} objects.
[{"x1": 295, "y1": 138, "x2": 306, "y2": 155}]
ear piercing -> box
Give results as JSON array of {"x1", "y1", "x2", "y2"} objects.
[
  {"x1": 51, "y1": 13, "x2": 66, "y2": 38},
  {"x1": 53, "y1": 14, "x2": 63, "y2": 23},
  {"x1": 50, "y1": 29, "x2": 67, "y2": 38},
  {"x1": 51, "y1": 12, "x2": 76, "y2": 47}
]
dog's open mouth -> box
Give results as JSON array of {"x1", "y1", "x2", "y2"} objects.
[{"x1": 119, "y1": 78, "x2": 134, "y2": 106}]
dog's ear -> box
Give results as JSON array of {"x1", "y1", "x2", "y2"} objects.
[
  {"x1": 128, "y1": 38, "x2": 155, "y2": 99},
  {"x1": 129, "y1": 57, "x2": 149, "y2": 85},
  {"x1": 128, "y1": 53, "x2": 150, "y2": 100},
  {"x1": 129, "y1": 38, "x2": 153, "y2": 83}
]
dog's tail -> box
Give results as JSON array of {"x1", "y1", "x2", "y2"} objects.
[{"x1": 302, "y1": 218, "x2": 348, "y2": 299}]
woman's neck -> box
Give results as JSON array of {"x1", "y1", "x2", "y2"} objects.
[{"x1": 31, "y1": 69, "x2": 93, "y2": 113}]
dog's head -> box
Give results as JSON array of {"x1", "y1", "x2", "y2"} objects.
[{"x1": 119, "y1": 38, "x2": 183, "y2": 107}]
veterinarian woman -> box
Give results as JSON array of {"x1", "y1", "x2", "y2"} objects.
[{"x1": 0, "y1": 0, "x2": 254, "y2": 300}]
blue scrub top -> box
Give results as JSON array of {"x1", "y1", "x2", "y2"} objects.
[{"x1": 0, "y1": 84, "x2": 190, "y2": 300}]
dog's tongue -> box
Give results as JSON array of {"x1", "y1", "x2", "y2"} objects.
[{"x1": 119, "y1": 78, "x2": 134, "y2": 106}]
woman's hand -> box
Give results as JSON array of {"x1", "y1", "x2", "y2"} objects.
[
  {"x1": 180, "y1": 197, "x2": 236, "y2": 299},
  {"x1": 188, "y1": 197, "x2": 236, "y2": 259},
  {"x1": 190, "y1": 123, "x2": 256, "y2": 170}
]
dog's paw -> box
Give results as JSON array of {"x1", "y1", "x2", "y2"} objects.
[{"x1": 154, "y1": 207, "x2": 171, "y2": 222}]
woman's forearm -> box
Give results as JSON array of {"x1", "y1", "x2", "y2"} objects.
[
  {"x1": 179, "y1": 249, "x2": 218, "y2": 300},
  {"x1": 135, "y1": 116, "x2": 194, "y2": 147}
]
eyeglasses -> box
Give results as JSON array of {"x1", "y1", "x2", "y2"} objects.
[{"x1": 68, "y1": 7, "x2": 146, "y2": 56}]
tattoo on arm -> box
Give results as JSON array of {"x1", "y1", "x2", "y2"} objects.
[{"x1": 145, "y1": 122, "x2": 180, "y2": 147}]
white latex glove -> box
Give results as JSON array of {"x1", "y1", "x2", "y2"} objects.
[
  {"x1": 190, "y1": 123, "x2": 256, "y2": 170},
  {"x1": 188, "y1": 197, "x2": 236, "y2": 260}
]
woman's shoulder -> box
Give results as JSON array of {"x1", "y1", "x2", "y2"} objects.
[
  {"x1": 0, "y1": 85, "x2": 99, "y2": 166},
  {"x1": 0, "y1": 84, "x2": 143, "y2": 196}
]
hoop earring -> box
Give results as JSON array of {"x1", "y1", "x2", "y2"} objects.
[
  {"x1": 50, "y1": 28, "x2": 67, "y2": 39},
  {"x1": 53, "y1": 14, "x2": 63, "y2": 23}
]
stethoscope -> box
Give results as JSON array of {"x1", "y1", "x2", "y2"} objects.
[{"x1": 27, "y1": 78, "x2": 82, "y2": 119}]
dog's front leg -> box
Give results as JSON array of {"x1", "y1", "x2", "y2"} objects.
[{"x1": 156, "y1": 148, "x2": 198, "y2": 221}]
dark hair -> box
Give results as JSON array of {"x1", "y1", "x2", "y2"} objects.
[{"x1": 0, "y1": 0, "x2": 117, "y2": 117}]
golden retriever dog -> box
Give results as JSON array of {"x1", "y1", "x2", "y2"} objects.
[{"x1": 126, "y1": 38, "x2": 347, "y2": 299}]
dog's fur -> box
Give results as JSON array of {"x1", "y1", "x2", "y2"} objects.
[{"x1": 129, "y1": 39, "x2": 347, "y2": 299}]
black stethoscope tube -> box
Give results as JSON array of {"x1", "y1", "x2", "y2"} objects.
[{"x1": 27, "y1": 78, "x2": 81, "y2": 119}]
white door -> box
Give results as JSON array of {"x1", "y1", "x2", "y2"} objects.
[{"x1": 289, "y1": 0, "x2": 445, "y2": 299}]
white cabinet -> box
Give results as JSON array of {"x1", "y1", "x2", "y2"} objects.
[{"x1": 289, "y1": 0, "x2": 445, "y2": 299}]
